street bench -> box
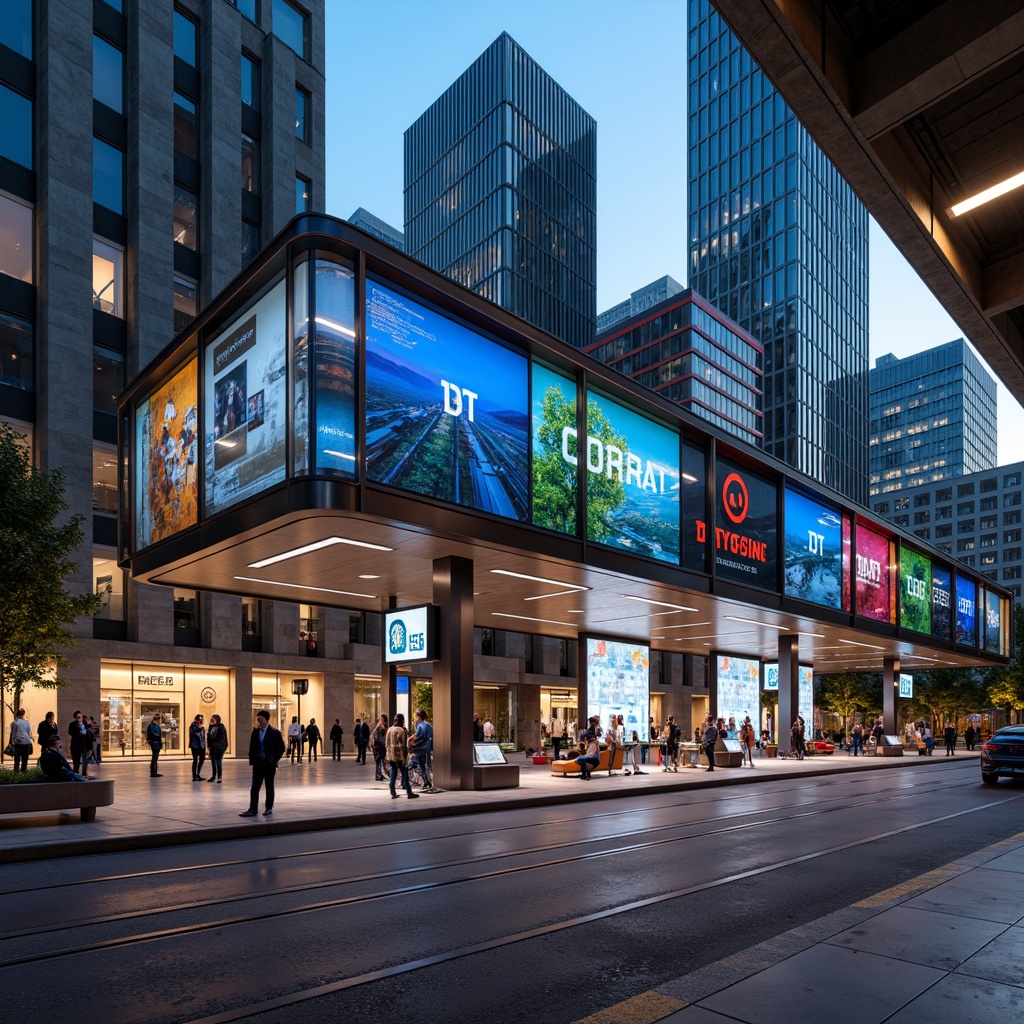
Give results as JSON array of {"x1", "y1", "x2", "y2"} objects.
[{"x1": 0, "y1": 780, "x2": 115, "y2": 822}]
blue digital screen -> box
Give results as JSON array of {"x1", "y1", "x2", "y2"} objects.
[
  {"x1": 955, "y1": 573, "x2": 976, "y2": 647},
  {"x1": 985, "y1": 591, "x2": 1002, "y2": 654},
  {"x1": 931, "y1": 565, "x2": 951, "y2": 641},
  {"x1": 784, "y1": 488, "x2": 843, "y2": 608}
]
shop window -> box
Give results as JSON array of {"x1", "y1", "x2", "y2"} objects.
[
  {"x1": 299, "y1": 603, "x2": 320, "y2": 657},
  {"x1": 92, "y1": 236, "x2": 124, "y2": 317},
  {"x1": 172, "y1": 275, "x2": 198, "y2": 333},
  {"x1": 295, "y1": 85, "x2": 310, "y2": 142},
  {"x1": 273, "y1": 0, "x2": 310, "y2": 60},
  {"x1": 241, "y1": 53, "x2": 260, "y2": 109},
  {"x1": 173, "y1": 588, "x2": 200, "y2": 646},
  {"x1": 92, "y1": 442, "x2": 118, "y2": 514},
  {"x1": 242, "y1": 597, "x2": 261, "y2": 652},
  {"x1": 174, "y1": 91, "x2": 198, "y2": 158},
  {"x1": 93, "y1": 137, "x2": 124, "y2": 214},
  {"x1": 296, "y1": 174, "x2": 310, "y2": 213},
  {"x1": 0, "y1": 84, "x2": 32, "y2": 169},
  {"x1": 0, "y1": 192, "x2": 32, "y2": 284},
  {"x1": 93, "y1": 544, "x2": 124, "y2": 621},
  {"x1": 93, "y1": 345, "x2": 124, "y2": 415},
  {"x1": 241, "y1": 133, "x2": 259, "y2": 192},
  {"x1": 348, "y1": 611, "x2": 366, "y2": 644},
  {"x1": 174, "y1": 186, "x2": 198, "y2": 249},
  {"x1": 93, "y1": 34, "x2": 124, "y2": 113},
  {"x1": 0, "y1": 311, "x2": 33, "y2": 392},
  {"x1": 0, "y1": 0, "x2": 32, "y2": 59},
  {"x1": 173, "y1": 8, "x2": 197, "y2": 67}
]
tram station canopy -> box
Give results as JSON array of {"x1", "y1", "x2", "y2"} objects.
[{"x1": 119, "y1": 216, "x2": 1011, "y2": 675}]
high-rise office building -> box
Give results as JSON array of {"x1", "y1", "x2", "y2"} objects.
[
  {"x1": 597, "y1": 275, "x2": 685, "y2": 334},
  {"x1": 404, "y1": 32, "x2": 597, "y2": 346},
  {"x1": 587, "y1": 285, "x2": 763, "y2": 446},
  {"x1": 348, "y1": 207, "x2": 404, "y2": 251},
  {"x1": 0, "y1": 0, "x2": 348, "y2": 753},
  {"x1": 870, "y1": 340, "x2": 997, "y2": 501},
  {"x1": 687, "y1": 0, "x2": 870, "y2": 504}
]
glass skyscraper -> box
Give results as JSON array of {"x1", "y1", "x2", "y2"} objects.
[
  {"x1": 687, "y1": 0, "x2": 869, "y2": 504},
  {"x1": 404, "y1": 33, "x2": 597, "y2": 346}
]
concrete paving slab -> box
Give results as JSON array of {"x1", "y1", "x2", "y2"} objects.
[
  {"x1": 954, "y1": 923, "x2": 1024, "y2": 988},
  {"x1": 884, "y1": 972, "x2": 1024, "y2": 1023},
  {"x1": 974, "y1": 844, "x2": 1024, "y2": 874},
  {"x1": 657, "y1": 1007, "x2": 740, "y2": 1024},
  {"x1": 902, "y1": 867, "x2": 1024, "y2": 924}
]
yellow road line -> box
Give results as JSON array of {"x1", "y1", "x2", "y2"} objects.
[
  {"x1": 571, "y1": 990, "x2": 686, "y2": 1024},
  {"x1": 853, "y1": 868, "x2": 959, "y2": 908}
]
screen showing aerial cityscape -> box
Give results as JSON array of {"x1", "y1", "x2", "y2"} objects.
[
  {"x1": 586, "y1": 638, "x2": 650, "y2": 743},
  {"x1": 784, "y1": 488, "x2": 844, "y2": 608}
]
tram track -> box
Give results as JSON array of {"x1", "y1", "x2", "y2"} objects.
[{"x1": 0, "y1": 768, "x2": 1008, "y2": 970}]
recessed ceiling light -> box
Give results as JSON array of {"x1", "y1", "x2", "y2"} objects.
[
  {"x1": 492, "y1": 612, "x2": 578, "y2": 627},
  {"x1": 358, "y1": 574, "x2": 380, "y2": 579},
  {"x1": 838, "y1": 639, "x2": 886, "y2": 650},
  {"x1": 234, "y1": 576, "x2": 377, "y2": 599},
  {"x1": 950, "y1": 168, "x2": 1024, "y2": 216},
  {"x1": 490, "y1": 569, "x2": 587, "y2": 591},
  {"x1": 620, "y1": 595, "x2": 699, "y2": 612},
  {"x1": 523, "y1": 589, "x2": 584, "y2": 602},
  {"x1": 725, "y1": 616, "x2": 790, "y2": 630},
  {"x1": 249, "y1": 536, "x2": 393, "y2": 568}
]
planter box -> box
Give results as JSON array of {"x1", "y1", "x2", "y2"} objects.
[{"x1": 0, "y1": 779, "x2": 115, "y2": 821}]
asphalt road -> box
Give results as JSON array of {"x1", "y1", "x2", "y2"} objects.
[{"x1": 1, "y1": 760, "x2": 1020, "y2": 1024}]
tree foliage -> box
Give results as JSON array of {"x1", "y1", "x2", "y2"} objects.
[
  {"x1": 816, "y1": 672, "x2": 881, "y2": 735},
  {"x1": 986, "y1": 605, "x2": 1024, "y2": 723},
  {"x1": 0, "y1": 423, "x2": 100, "y2": 712},
  {"x1": 907, "y1": 668, "x2": 987, "y2": 726}
]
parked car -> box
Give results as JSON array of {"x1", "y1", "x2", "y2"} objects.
[{"x1": 980, "y1": 726, "x2": 1024, "y2": 784}]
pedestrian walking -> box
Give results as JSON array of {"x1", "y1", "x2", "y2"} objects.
[
  {"x1": 287, "y1": 716, "x2": 302, "y2": 764},
  {"x1": 68, "y1": 711, "x2": 90, "y2": 777},
  {"x1": 207, "y1": 714, "x2": 228, "y2": 782},
  {"x1": 329, "y1": 719, "x2": 343, "y2": 760},
  {"x1": 354, "y1": 718, "x2": 368, "y2": 763},
  {"x1": 189, "y1": 714, "x2": 207, "y2": 780},
  {"x1": 239, "y1": 710, "x2": 285, "y2": 817},
  {"x1": 146, "y1": 714, "x2": 164, "y2": 777},
  {"x1": 409, "y1": 709, "x2": 433, "y2": 788},
  {"x1": 739, "y1": 716, "x2": 756, "y2": 767},
  {"x1": 702, "y1": 715, "x2": 719, "y2": 771},
  {"x1": 7, "y1": 709, "x2": 33, "y2": 773},
  {"x1": 384, "y1": 713, "x2": 419, "y2": 799},
  {"x1": 306, "y1": 718, "x2": 321, "y2": 761},
  {"x1": 372, "y1": 713, "x2": 388, "y2": 780},
  {"x1": 850, "y1": 722, "x2": 864, "y2": 756}
]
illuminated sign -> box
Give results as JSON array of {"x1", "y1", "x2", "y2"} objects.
[
  {"x1": 705, "y1": 458, "x2": 777, "y2": 588},
  {"x1": 985, "y1": 591, "x2": 1002, "y2": 654},
  {"x1": 784, "y1": 489, "x2": 844, "y2": 608},
  {"x1": 764, "y1": 662, "x2": 778, "y2": 691},
  {"x1": 583, "y1": 392, "x2": 679, "y2": 564},
  {"x1": 931, "y1": 564, "x2": 952, "y2": 641},
  {"x1": 586, "y1": 638, "x2": 650, "y2": 743},
  {"x1": 204, "y1": 278, "x2": 287, "y2": 515},
  {"x1": 855, "y1": 524, "x2": 893, "y2": 622},
  {"x1": 899, "y1": 547, "x2": 932, "y2": 635},
  {"x1": 716, "y1": 655, "x2": 760, "y2": 725},
  {"x1": 899, "y1": 673, "x2": 914, "y2": 698},
  {"x1": 761, "y1": 662, "x2": 813, "y2": 725},
  {"x1": 955, "y1": 573, "x2": 977, "y2": 646},
  {"x1": 314, "y1": 261, "x2": 357, "y2": 475},
  {"x1": 135, "y1": 359, "x2": 198, "y2": 549},
  {"x1": 365, "y1": 281, "x2": 529, "y2": 520},
  {"x1": 136, "y1": 674, "x2": 176, "y2": 687},
  {"x1": 531, "y1": 363, "x2": 577, "y2": 535},
  {"x1": 383, "y1": 605, "x2": 437, "y2": 664}
]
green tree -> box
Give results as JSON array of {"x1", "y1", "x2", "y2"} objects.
[
  {"x1": 909, "y1": 668, "x2": 986, "y2": 728},
  {"x1": 0, "y1": 423, "x2": 100, "y2": 714},
  {"x1": 582, "y1": 397, "x2": 627, "y2": 543},
  {"x1": 816, "y1": 672, "x2": 880, "y2": 736},
  {"x1": 987, "y1": 605, "x2": 1024, "y2": 724},
  {"x1": 532, "y1": 383, "x2": 577, "y2": 533}
]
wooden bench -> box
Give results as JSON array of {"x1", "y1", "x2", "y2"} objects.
[
  {"x1": 0, "y1": 780, "x2": 115, "y2": 821},
  {"x1": 550, "y1": 747, "x2": 624, "y2": 776}
]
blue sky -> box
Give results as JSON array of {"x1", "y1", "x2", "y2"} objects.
[{"x1": 324, "y1": 0, "x2": 1024, "y2": 465}]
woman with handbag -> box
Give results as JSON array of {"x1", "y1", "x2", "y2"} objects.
[
  {"x1": 7, "y1": 709, "x2": 33, "y2": 772},
  {"x1": 384, "y1": 714, "x2": 419, "y2": 800}
]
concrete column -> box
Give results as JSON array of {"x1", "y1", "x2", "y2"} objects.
[
  {"x1": 883, "y1": 657, "x2": 899, "y2": 734},
  {"x1": 262, "y1": 600, "x2": 299, "y2": 655},
  {"x1": 777, "y1": 634, "x2": 800, "y2": 748},
  {"x1": 323, "y1": 669, "x2": 353, "y2": 742},
  {"x1": 128, "y1": 579, "x2": 174, "y2": 645},
  {"x1": 322, "y1": 607, "x2": 348, "y2": 660},
  {"x1": 432, "y1": 557, "x2": 474, "y2": 790},
  {"x1": 233, "y1": 664, "x2": 253, "y2": 755},
  {"x1": 200, "y1": 592, "x2": 242, "y2": 650}
]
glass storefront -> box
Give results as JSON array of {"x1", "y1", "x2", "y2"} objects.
[
  {"x1": 252, "y1": 670, "x2": 324, "y2": 733},
  {"x1": 355, "y1": 675, "x2": 381, "y2": 725}
]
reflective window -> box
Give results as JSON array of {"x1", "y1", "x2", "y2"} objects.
[
  {"x1": 241, "y1": 133, "x2": 259, "y2": 192},
  {"x1": 93, "y1": 345, "x2": 124, "y2": 415},
  {"x1": 173, "y1": 275, "x2": 198, "y2": 333},
  {"x1": 295, "y1": 175, "x2": 310, "y2": 213},
  {"x1": 93, "y1": 35, "x2": 124, "y2": 113},
  {"x1": 173, "y1": 9, "x2": 197, "y2": 66},
  {"x1": 241, "y1": 54, "x2": 260, "y2": 110},
  {"x1": 92, "y1": 237, "x2": 124, "y2": 317},
  {"x1": 0, "y1": 192, "x2": 32, "y2": 283},
  {"x1": 173, "y1": 187, "x2": 198, "y2": 249},
  {"x1": 100, "y1": 0, "x2": 122, "y2": 9},
  {"x1": 93, "y1": 138, "x2": 124, "y2": 214},
  {"x1": 241, "y1": 220, "x2": 260, "y2": 264},
  {"x1": 273, "y1": 0, "x2": 309, "y2": 60},
  {"x1": 295, "y1": 86, "x2": 310, "y2": 142},
  {"x1": 0, "y1": 311, "x2": 33, "y2": 392},
  {"x1": 93, "y1": 442, "x2": 118, "y2": 514},
  {"x1": 0, "y1": 84, "x2": 32, "y2": 169},
  {"x1": 93, "y1": 544, "x2": 125, "y2": 621},
  {"x1": 0, "y1": 0, "x2": 31, "y2": 58},
  {"x1": 228, "y1": 0, "x2": 258, "y2": 23},
  {"x1": 173, "y1": 92, "x2": 197, "y2": 158}
]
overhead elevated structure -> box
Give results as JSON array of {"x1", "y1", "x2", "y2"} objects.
[{"x1": 711, "y1": 0, "x2": 1024, "y2": 400}]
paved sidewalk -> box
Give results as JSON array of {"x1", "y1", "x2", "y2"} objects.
[{"x1": 0, "y1": 747, "x2": 977, "y2": 863}]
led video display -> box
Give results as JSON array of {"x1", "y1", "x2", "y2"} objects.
[
  {"x1": 314, "y1": 261, "x2": 356, "y2": 475},
  {"x1": 531, "y1": 362, "x2": 577, "y2": 535},
  {"x1": 985, "y1": 590, "x2": 1002, "y2": 654},
  {"x1": 799, "y1": 665, "x2": 814, "y2": 730},
  {"x1": 716, "y1": 655, "x2": 760, "y2": 727},
  {"x1": 365, "y1": 281, "x2": 529, "y2": 520},
  {"x1": 931, "y1": 564, "x2": 952, "y2": 641},
  {"x1": 584, "y1": 391, "x2": 679, "y2": 564},
  {"x1": 712, "y1": 458, "x2": 777, "y2": 589},
  {"x1": 899, "y1": 547, "x2": 932, "y2": 635},
  {"x1": 135, "y1": 359, "x2": 197, "y2": 549},
  {"x1": 586, "y1": 638, "x2": 650, "y2": 743},
  {"x1": 855, "y1": 524, "x2": 893, "y2": 622},
  {"x1": 204, "y1": 278, "x2": 287, "y2": 515},
  {"x1": 956, "y1": 573, "x2": 977, "y2": 646},
  {"x1": 784, "y1": 488, "x2": 844, "y2": 608},
  {"x1": 680, "y1": 439, "x2": 706, "y2": 573}
]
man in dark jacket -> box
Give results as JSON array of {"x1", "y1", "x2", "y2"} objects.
[
  {"x1": 305, "y1": 718, "x2": 322, "y2": 761},
  {"x1": 239, "y1": 711, "x2": 286, "y2": 817},
  {"x1": 702, "y1": 715, "x2": 719, "y2": 772},
  {"x1": 146, "y1": 714, "x2": 163, "y2": 777},
  {"x1": 40, "y1": 735, "x2": 89, "y2": 781},
  {"x1": 354, "y1": 718, "x2": 370, "y2": 764},
  {"x1": 329, "y1": 719, "x2": 343, "y2": 760}
]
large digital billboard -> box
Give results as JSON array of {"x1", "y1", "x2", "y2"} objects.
[
  {"x1": 761, "y1": 663, "x2": 813, "y2": 728},
  {"x1": 985, "y1": 590, "x2": 1002, "y2": 654},
  {"x1": 314, "y1": 261, "x2": 357, "y2": 475},
  {"x1": 855, "y1": 524, "x2": 893, "y2": 622},
  {"x1": 204, "y1": 278, "x2": 287, "y2": 515},
  {"x1": 135, "y1": 359, "x2": 197, "y2": 549},
  {"x1": 955, "y1": 573, "x2": 977, "y2": 646},
  {"x1": 365, "y1": 281, "x2": 529, "y2": 520},
  {"x1": 584, "y1": 391, "x2": 679, "y2": 564},
  {"x1": 784, "y1": 489, "x2": 844, "y2": 608},
  {"x1": 680, "y1": 440, "x2": 706, "y2": 573},
  {"x1": 531, "y1": 363, "x2": 576, "y2": 535},
  {"x1": 586, "y1": 638, "x2": 650, "y2": 743},
  {"x1": 899, "y1": 547, "x2": 932, "y2": 635},
  {"x1": 709, "y1": 458, "x2": 777, "y2": 589},
  {"x1": 931, "y1": 564, "x2": 952, "y2": 641},
  {"x1": 716, "y1": 655, "x2": 760, "y2": 726}
]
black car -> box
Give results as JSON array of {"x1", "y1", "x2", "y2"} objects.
[{"x1": 980, "y1": 726, "x2": 1024, "y2": 784}]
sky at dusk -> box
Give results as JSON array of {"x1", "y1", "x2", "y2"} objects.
[{"x1": 323, "y1": 0, "x2": 1024, "y2": 466}]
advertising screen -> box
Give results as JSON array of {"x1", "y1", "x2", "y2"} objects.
[
  {"x1": 855, "y1": 524, "x2": 893, "y2": 622},
  {"x1": 955, "y1": 574, "x2": 977, "y2": 646},
  {"x1": 314, "y1": 261, "x2": 357, "y2": 474},
  {"x1": 711, "y1": 458, "x2": 777, "y2": 589},
  {"x1": 583, "y1": 391, "x2": 679, "y2": 564},
  {"x1": 799, "y1": 666, "x2": 813, "y2": 731},
  {"x1": 384, "y1": 605, "x2": 436, "y2": 664},
  {"x1": 763, "y1": 662, "x2": 778, "y2": 691},
  {"x1": 365, "y1": 281, "x2": 529, "y2": 520},
  {"x1": 586, "y1": 638, "x2": 650, "y2": 743},
  {"x1": 985, "y1": 591, "x2": 1002, "y2": 654},
  {"x1": 135, "y1": 359, "x2": 198, "y2": 549},
  {"x1": 784, "y1": 489, "x2": 844, "y2": 607},
  {"x1": 716, "y1": 655, "x2": 760, "y2": 726},
  {"x1": 899, "y1": 673, "x2": 914, "y2": 698},
  {"x1": 680, "y1": 440, "x2": 706, "y2": 573},
  {"x1": 531, "y1": 363, "x2": 577, "y2": 535},
  {"x1": 899, "y1": 547, "x2": 932, "y2": 635},
  {"x1": 204, "y1": 278, "x2": 287, "y2": 515},
  {"x1": 931, "y1": 565, "x2": 952, "y2": 641}
]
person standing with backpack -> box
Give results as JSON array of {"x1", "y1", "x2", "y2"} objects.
[{"x1": 702, "y1": 715, "x2": 719, "y2": 772}]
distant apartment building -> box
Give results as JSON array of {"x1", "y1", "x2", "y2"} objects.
[
  {"x1": 597, "y1": 275, "x2": 685, "y2": 333},
  {"x1": 347, "y1": 207, "x2": 404, "y2": 251},
  {"x1": 870, "y1": 340, "x2": 997, "y2": 499},
  {"x1": 586, "y1": 287, "x2": 763, "y2": 446}
]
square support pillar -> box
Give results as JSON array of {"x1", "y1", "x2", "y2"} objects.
[
  {"x1": 883, "y1": 658, "x2": 899, "y2": 735},
  {"x1": 777, "y1": 634, "x2": 800, "y2": 749},
  {"x1": 432, "y1": 557, "x2": 475, "y2": 790}
]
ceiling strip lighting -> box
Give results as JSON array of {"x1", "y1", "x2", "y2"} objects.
[
  {"x1": 950, "y1": 169, "x2": 1024, "y2": 216},
  {"x1": 523, "y1": 589, "x2": 586, "y2": 602},
  {"x1": 838, "y1": 638, "x2": 886, "y2": 650},
  {"x1": 493, "y1": 612, "x2": 578, "y2": 628},
  {"x1": 234, "y1": 576, "x2": 377, "y2": 599},
  {"x1": 724, "y1": 616, "x2": 790, "y2": 630},
  {"x1": 490, "y1": 569, "x2": 588, "y2": 591},
  {"x1": 620, "y1": 595, "x2": 699, "y2": 612},
  {"x1": 249, "y1": 536, "x2": 393, "y2": 569}
]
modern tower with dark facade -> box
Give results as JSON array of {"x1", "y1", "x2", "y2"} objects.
[
  {"x1": 404, "y1": 32, "x2": 597, "y2": 347},
  {"x1": 687, "y1": 0, "x2": 870, "y2": 504}
]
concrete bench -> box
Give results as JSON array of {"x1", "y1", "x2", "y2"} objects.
[{"x1": 0, "y1": 780, "x2": 114, "y2": 821}]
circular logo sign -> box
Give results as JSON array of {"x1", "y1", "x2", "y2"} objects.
[
  {"x1": 722, "y1": 472, "x2": 749, "y2": 525},
  {"x1": 388, "y1": 619, "x2": 407, "y2": 656},
  {"x1": 201, "y1": 687, "x2": 216, "y2": 704}
]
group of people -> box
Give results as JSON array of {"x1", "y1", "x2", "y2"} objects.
[
  {"x1": 5, "y1": 709, "x2": 106, "y2": 778},
  {"x1": 285, "y1": 717, "x2": 324, "y2": 762},
  {"x1": 571, "y1": 714, "x2": 646, "y2": 780}
]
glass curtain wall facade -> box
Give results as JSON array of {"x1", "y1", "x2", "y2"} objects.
[
  {"x1": 870, "y1": 339, "x2": 998, "y2": 498},
  {"x1": 404, "y1": 32, "x2": 597, "y2": 347},
  {"x1": 687, "y1": 0, "x2": 870, "y2": 504}
]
